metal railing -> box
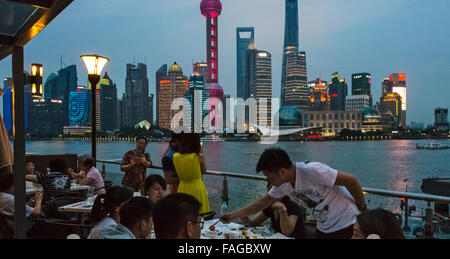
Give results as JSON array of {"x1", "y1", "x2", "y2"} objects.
[{"x1": 96, "y1": 159, "x2": 450, "y2": 239}]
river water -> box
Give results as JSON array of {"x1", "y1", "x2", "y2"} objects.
[{"x1": 17, "y1": 139, "x2": 450, "y2": 237}]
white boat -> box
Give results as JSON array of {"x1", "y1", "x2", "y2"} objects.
[
  {"x1": 201, "y1": 135, "x2": 225, "y2": 142},
  {"x1": 416, "y1": 143, "x2": 450, "y2": 150}
]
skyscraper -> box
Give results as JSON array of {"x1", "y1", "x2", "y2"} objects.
[
  {"x1": 184, "y1": 75, "x2": 209, "y2": 133},
  {"x1": 68, "y1": 89, "x2": 89, "y2": 127},
  {"x1": 435, "y1": 108, "x2": 449, "y2": 131},
  {"x1": 379, "y1": 92, "x2": 403, "y2": 130},
  {"x1": 245, "y1": 44, "x2": 273, "y2": 127},
  {"x1": 390, "y1": 73, "x2": 407, "y2": 127},
  {"x1": 329, "y1": 72, "x2": 348, "y2": 111},
  {"x1": 57, "y1": 65, "x2": 78, "y2": 126},
  {"x1": 236, "y1": 27, "x2": 254, "y2": 99},
  {"x1": 283, "y1": 48, "x2": 308, "y2": 109},
  {"x1": 122, "y1": 63, "x2": 150, "y2": 127},
  {"x1": 157, "y1": 62, "x2": 189, "y2": 129},
  {"x1": 156, "y1": 64, "x2": 168, "y2": 126},
  {"x1": 99, "y1": 73, "x2": 118, "y2": 131},
  {"x1": 281, "y1": 0, "x2": 308, "y2": 109},
  {"x1": 351, "y1": 73, "x2": 371, "y2": 96},
  {"x1": 193, "y1": 62, "x2": 208, "y2": 80}
]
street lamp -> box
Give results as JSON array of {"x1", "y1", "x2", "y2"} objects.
[{"x1": 80, "y1": 54, "x2": 109, "y2": 161}]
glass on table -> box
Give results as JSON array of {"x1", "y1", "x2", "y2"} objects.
[{"x1": 86, "y1": 187, "x2": 95, "y2": 206}]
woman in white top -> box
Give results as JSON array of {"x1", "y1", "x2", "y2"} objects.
[{"x1": 87, "y1": 186, "x2": 133, "y2": 239}]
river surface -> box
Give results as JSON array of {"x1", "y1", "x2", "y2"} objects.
[{"x1": 15, "y1": 139, "x2": 450, "y2": 237}]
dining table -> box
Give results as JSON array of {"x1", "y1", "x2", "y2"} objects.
[{"x1": 201, "y1": 219, "x2": 292, "y2": 239}]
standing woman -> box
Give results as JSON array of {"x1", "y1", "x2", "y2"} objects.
[
  {"x1": 120, "y1": 137, "x2": 152, "y2": 192},
  {"x1": 173, "y1": 133, "x2": 210, "y2": 214}
]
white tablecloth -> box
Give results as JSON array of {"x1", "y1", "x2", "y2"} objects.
[{"x1": 201, "y1": 219, "x2": 291, "y2": 239}]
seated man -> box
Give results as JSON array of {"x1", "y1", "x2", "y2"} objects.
[
  {"x1": 240, "y1": 182, "x2": 307, "y2": 239},
  {"x1": 152, "y1": 193, "x2": 202, "y2": 239},
  {"x1": 99, "y1": 197, "x2": 153, "y2": 239},
  {"x1": 26, "y1": 158, "x2": 71, "y2": 203},
  {"x1": 0, "y1": 166, "x2": 43, "y2": 238}
]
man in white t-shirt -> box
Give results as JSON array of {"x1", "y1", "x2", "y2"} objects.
[{"x1": 220, "y1": 148, "x2": 367, "y2": 239}]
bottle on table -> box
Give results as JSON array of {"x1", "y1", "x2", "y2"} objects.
[{"x1": 220, "y1": 201, "x2": 229, "y2": 216}]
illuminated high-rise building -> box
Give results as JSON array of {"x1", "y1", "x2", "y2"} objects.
[
  {"x1": 201, "y1": 0, "x2": 224, "y2": 129},
  {"x1": 157, "y1": 62, "x2": 189, "y2": 129},
  {"x1": 329, "y1": 72, "x2": 348, "y2": 111},
  {"x1": 236, "y1": 27, "x2": 255, "y2": 99},
  {"x1": 193, "y1": 62, "x2": 208, "y2": 81},
  {"x1": 390, "y1": 73, "x2": 406, "y2": 127},
  {"x1": 379, "y1": 92, "x2": 403, "y2": 130},
  {"x1": 351, "y1": 73, "x2": 371, "y2": 96},
  {"x1": 88, "y1": 72, "x2": 118, "y2": 131},
  {"x1": 245, "y1": 43, "x2": 273, "y2": 126},
  {"x1": 382, "y1": 78, "x2": 392, "y2": 95},
  {"x1": 122, "y1": 63, "x2": 150, "y2": 127},
  {"x1": 281, "y1": 0, "x2": 308, "y2": 109},
  {"x1": 156, "y1": 64, "x2": 168, "y2": 126},
  {"x1": 352, "y1": 72, "x2": 372, "y2": 105},
  {"x1": 68, "y1": 89, "x2": 89, "y2": 127},
  {"x1": 310, "y1": 82, "x2": 330, "y2": 111},
  {"x1": 184, "y1": 75, "x2": 209, "y2": 132}
]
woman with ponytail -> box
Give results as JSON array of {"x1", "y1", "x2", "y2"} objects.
[{"x1": 87, "y1": 186, "x2": 133, "y2": 239}]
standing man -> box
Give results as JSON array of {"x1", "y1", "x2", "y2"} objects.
[
  {"x1": 120, "y1": 137, "x2": 152, "y2": 192},
  {"x1": 221, "y1": 148, "x2": 367, "y2": 239}
]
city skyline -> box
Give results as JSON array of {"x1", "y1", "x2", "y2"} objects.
[{"x1": 0, "y1": 0, "x2": 449, "y2": 125}]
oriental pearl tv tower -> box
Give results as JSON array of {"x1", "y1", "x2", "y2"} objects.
[{"x1": 201, "y1": 0, "x2": 224, "y2": 128}]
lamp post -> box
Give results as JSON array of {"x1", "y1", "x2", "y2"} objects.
[{"x1": 80, "y1": 55, "x2": 109, "y2": 161}]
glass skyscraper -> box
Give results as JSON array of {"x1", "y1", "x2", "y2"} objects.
[
  {"x1": 68, "y1": 90, "x2": 89, "y2": 126},
  {"x1": 236, "y1": 27, "x2": 254, "y2": 99},
  {"x1": 281, "y1": 0, "x2": 308, "y2": 110}
]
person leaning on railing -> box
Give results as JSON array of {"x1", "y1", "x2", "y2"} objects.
[{"x1": 221, "y1": 147, "x2": 367, "y2": 239}]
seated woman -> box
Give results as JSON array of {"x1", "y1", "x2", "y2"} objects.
[
  {"x1": 352, "y1": 208, "x2": 405, "y2": 239},
  {"x1": 240, "y1": 183, "x2": 307, "y2": 239},
  {"x1": 69, "y1": 155, "x2": 105, "y2": 195},
  {"x1": 25, "y1": 161, "x2": 37, "y2": 176},
  {"x1": 143, "y1": 175, "x2": 167, "y2": 204},
  {"x1": 0, "y1": 167, "x2": 43, "y2": 238},
  {"x1": 87, "y1": 186, "x2": 134, "y2": 239},
  {"x1": 173, "y1": 133, "x2": 210, "y2": 214}
]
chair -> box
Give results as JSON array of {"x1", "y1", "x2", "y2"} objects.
[
  {"x1": 44, "y1": 219, "x2": 94, "y2": 239},
  {"x1": 0, "y1": 213, "x2": 14, "y2": 239},
  {"x1": 42, "y1": 196, "x2": 85, "y2": 220}
]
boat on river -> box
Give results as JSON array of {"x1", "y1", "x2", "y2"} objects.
[{"x1": 416, "y1": 143, "x2": 449, "y2": 150}]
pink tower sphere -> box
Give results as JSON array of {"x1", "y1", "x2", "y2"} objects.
[{"x1": 200, "y1": 0, "x2": 222, "y2": 18}]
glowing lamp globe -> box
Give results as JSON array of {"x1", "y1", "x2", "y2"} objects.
[{"x1": 80, "y1": 55, "x2": 109, "y2": 76}]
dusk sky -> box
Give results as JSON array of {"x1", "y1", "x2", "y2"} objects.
[{"x1": 1, "y1": 0, "x2": 449, "y2": 125}]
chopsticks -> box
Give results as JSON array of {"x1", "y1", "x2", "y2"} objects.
[
  {"x1": 209, "y1": 219, "x2": 221, "y2": 230},
  {"x1": 71, "y1": 202, "x2": 84, "y2": 208}
]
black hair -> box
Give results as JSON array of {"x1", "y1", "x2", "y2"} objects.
[
  {"x1": 90, "y1": 186, "x2": 134, "y2": 224},
  {"x1": 48, "y1": 158, "x2": 68, "y2": 173},
  {"x1": 79, "y1": 155, "x2": 95, "y2": 169},
  {"x1": 119, "y1": 197, "x2": 154, "y2": 230},
  {"x1": 152, "y1": 193, "x2": 201, "y2": 239},
  {"x1": 0, "y1": 167, "x2": 13, "y2": 192},
  {"x1": 256, "y1": 148, "x2": 293, "y2": 174},
  {"x1": 356, "y1": 208, "x2": 405, "y2": 239},
  {"x1": 136, "y1": 136, "x2": 148, "y2": 144},
  {"x1": 179, "y1": 133, "x2": 201, "y2": 154},
  {"x1": 143, "y1": 174, "x2": 167, "y2": 196},
  {"x1": 171, "y1": 131, "x2": 184, "y2": 142}
]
